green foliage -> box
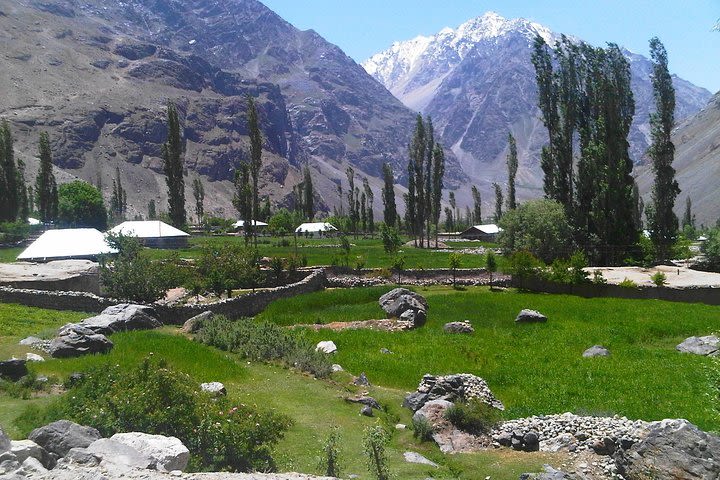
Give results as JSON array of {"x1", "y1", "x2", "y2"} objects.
[
  {"x1": 58, "y1": 180, "x2": 107, "y2": 229},
  {"x1": 163, "y1": 102, "x2": 186, "y2": 229},
  {"x1": 0, "y1": 221, "x2": 30, "y2": 244},
  {"x1": 317, "y1": 426, "x2": 341, "y2": 477},
  {"x1": 196, "y1": 315, "x2": 332, "y2": 378},
  {"x1": 449, "y1": 252, "x2": 462, "y2": 286},
  {"x1": 19, "y1": 356, "x2": 290, "y2": 472},
  {"x1": 486, "y1": 251, "x2": 497, "y2": 273},
  {"x1": 196, "y1": 243, "x2": 262, "y2": 295},
  {"x1": 109, "y1": 166, "x2": 127, "y2": 223},
  {"x1": 619, "y1": 278, "x2": 638, "y2": 288},
  {"x1": 192, "y1": 177, "x2": 205, "y2": 222},
  {"x1": 390, "y1": 255, "x2": 405, "y2": 283},
  {"x1": 381, "y1": 225, "x2": 402, "y2": 254},
  {"x1": 100, "y1": 233, "x2": 165, "y2": 302},
  {"x1": 35, "y1": 132, "x2": 58, "y2": 223},
  {"x1": 411, "y1": 416, "x2": 433, "y2": 442},
  {"x1": 701, "y1": 228, "x2": 720, "y2": 270},
  {"x1": 269, "y1": 256, "x2": 284, "y2": 284},
  {"x1": 362, "y1": 425, "x2": 391, "y2": 480},
  {"x1": 498, "y1": 199, "x2": 572, "y2": 263},
  {"x1": 569, "y1": 251, "x2": 590, "y2": 284},
  {"x1": 0, "y1": 371, "x2": 54, "y2": 399},
  {"x1": 444, "y1": 399, "x2": 502, "y2": 435},
  {"x1": 650, "y1": 271, "x2": 667, "y2": 287},
  {"x1": 506, "y1": 133, "x2": 518, "y2": 210},
  {"x1": 381, "y1": 163, "x2": 397, "y2": 227},
  {"x1": 592, "y1": 270, "x2": 607, "y2": 285},
  {"x1": 507, "y1": 251, "x2": 541, "y2": 281}
]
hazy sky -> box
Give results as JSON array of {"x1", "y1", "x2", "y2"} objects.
[{"x1": 261, "y1": 0, "x2": 720, "y2": 93}]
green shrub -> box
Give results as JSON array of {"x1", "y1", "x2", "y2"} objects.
[
  {"x1": 16, "y1": 357, "x2": 290, "y2": 472},
  {"x1": 100, "y1": 233, "x2": 165, "y2": 302},
  {"x1": 381, "y1": 225, "x2": 403, "y2": 254},
  {"x1": 592, "y1": 270, "x2": 607, "y2": 285},
  {"x1": 412, "y1": 416, "x2": 433, "y2": 442},
  {"x1": 619, "y1": 277, "x2": 638, "y2": 288},
  {"x1": 269, "y1": 256, "x2": 285, "y2": 284},
  {"x1": 0, "y1": 372, "x2": 54, "y2": 399},
  {"x1": 508, "y1": 250, "x2": 541, "y2": 281},
  {"x1": 318, "y1": 426, "x2": 341, "y2": 477},
  {"x1": 362, "y1": 425, "x2": 391, "y2": 480},
  {"x1": 650, "y1": 271, "x2": 667, "y2": 287},
  {"x1": 0, "y1": 221, "x2": 31, "y2": 244},
  {"x1": 444, "y1": 399, "x2": 502, "y2": 435},
  {"x1": 196, "y1": 316, "x2": 332, "y2": 378}
]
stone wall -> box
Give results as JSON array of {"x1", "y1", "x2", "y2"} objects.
[
  {"x1": 515, "y1": 277, "x2": 720, "y2": 306},
  {"x1": 0, "y1": 270, "x2": 327, "y2": 320}
]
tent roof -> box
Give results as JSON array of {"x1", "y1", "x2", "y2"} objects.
[
  {"x1": 109, "y1": 221, "x2": 189, "y2": 238},
  {"x1": 295, "y1": 222, "x2": 338, "y2": 233},
  {"x1": 232, "y1": 220, "x2": 268, "y2": 228},
  {"x1": 463, "y1": 224, "x2": 502, "y2": 235},
  {"x1": 17, "y1": 229, "x2": 116, "y2": 261}
]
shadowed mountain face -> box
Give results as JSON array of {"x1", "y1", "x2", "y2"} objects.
[
  {"x1": 364, "y1": 12, "x2": 711, "y2": 212},
  {"x1": 0, "y1": 0, "x2": 465, "y2": 219}
]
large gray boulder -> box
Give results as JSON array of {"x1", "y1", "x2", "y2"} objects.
[
  {"x1": 29, "y1": 420, "x2": 102, "y2": 457},
  {"x1": 181, "y1": 311, "x2": 213, "y2": 333},
  {"x1": 520, "y1": 465, "x2": 577, "y2": 479},
  {"x1": 10, "y1": 440, "x2": 55, "y2": 469},
  {"x1": 676, "y1": 335, "x2": 719, "y2": 356},
  {"x1": 515, "y1": 309, "x2": 547, "y2": 323},
  {"x1": 79, "y1": 304, "x2": 161, "y2": 335},
  {"x1": 379, "y1": 288, "x2": 428, "y2": 326},
  {"x1": 85, "y1": 438, "x2": 155, "y2": 470},
  {"x1": 615, "y1": 419, "x2": 720, "y2": 479},
  {"x1": 110, "y1": 432, "x2": 190, "y2": 472},
  {"x1": 404, "y1": 373, "x2": 505, "y2": 412},
  {"x1": 0, "y1": 359, "x2": 28, "y2": 381},
  {"x1": 0, "y1": 425, "x2": 10, "y2": 452},
  {"x1": 48, "y1": 326, "x2": 113, "y2": 358}
]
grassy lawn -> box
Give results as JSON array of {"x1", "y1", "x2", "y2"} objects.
[
  {"x1": 259, "y1": 286, "x2": 720, "y2": 430},
  {"x1": 0, "y1": 247, "x2": 23, "y2": 263},
  {"x1": 144, "y1": 235, "x2": 494, "y2": 269}
]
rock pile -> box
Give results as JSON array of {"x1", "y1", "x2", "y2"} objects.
[
  {"x1": 378, "y1": 288, "x2": 428, "y2": 327},
  {"x1": 403, "y1": 373, "x2": 505, "y2": 412}
]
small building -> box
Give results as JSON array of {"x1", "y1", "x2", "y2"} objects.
[
  {"x1": 232, "y1": 220, "x2": 268, "y2": 235},
  {"x1": 109, "y1": 220, "x2": 190, "y2": 248},
  {"x1": 459, "y1": 224, "x2": 502, "y2": 242},
  {"x1": 295, "y1": 222, "x2": 338, "y2": 238},
  {"x1": 17, "y1": 228, "x2": 116, "y2": 262}
]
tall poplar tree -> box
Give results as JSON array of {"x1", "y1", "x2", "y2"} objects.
[
  {"x1": 35, "y1": 132, "x2": 58, "y2": 223},
  {"x1": 506, "y1": 133, "x2": 518, "y2": 210},
  {"x1": 431, "y1": 144, "x2": 445, "y2": 245},
  {"x1": 247, "y1": 96, "x2": 263, "y2": 247},
  {"x1": 192, "y1": 177, "x2": 205, "y2": 222},
  {"x1": 381, "y1": 163, "x2": 397, "y2": 227},
  {"x1": 682, "y1": 197, "x2": 695, "y2": 230},
  {"x1": 162, "y1": 103, "x2": 186, "y2": 228},
  {"x1": 471, "y1": 185, "x2": 482, "y2": 224},
  {"x1": 363, "y1": 177, "x2": 374, "y2": 235},
  {"x1": 233, "y1": 162, "x2": 252, "y2": 244},
  {"x1": 408, "y1": 115, "x2": 426, "y2": 246},
  {"x1": 493, "y1": 183, "x2": 503, "y2": 223},
  {"x1": 0, "y1": 121, "x2": 18, "y2": 221},
  {"x1": 346, "y1": 167, "x2": 358, "y2": 236},
  {"x1": 110, "y1": 166, "x2": 127, "y2": 222},
  {"x1": 647, "y1": 37, "x2": 680, "y2": 261}
]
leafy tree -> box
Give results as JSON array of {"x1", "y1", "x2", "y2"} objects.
[
  {"x1": 647, "y1": 37, "x2": 680, "y2": 261},
  {"x1": 363, "y1": 177, "x2": 374, "y2": 235},
  {"x1": 58, "y1": 181, "x2": 107, "y2": 229},
  {"x1": 0, "y1": 121, "x2": 19, "y2": 221},
  {"x1": 506, "y1": 132, "x2": 518, "y2": 210},
  {"x1": 35, "y1": 132, "x2": 58, "y2": 223},
  {"x1": 233, "y1": 162, "x2": 252, "y2": 243},
  {"x1": 147, "y1": 199, "x2": 157, "y2": 220},
  {"x1": 268, "y1": 208, "x2": 302, "y2": 236},
  {"x1": 318, "y1": 426, "x2": 341, "y2": 478},
  {"x1": 109, "y1": 166, "x2": 127, "y2": 223},
  {"x1": 247, "y1": 96, "x2": 263, "y2": 247},
  {"x1": 493, "y1": 183, "x2": 503, "y2": 223},
  {"x1": 346, "y1": 167, "x2": 358, "y2": 236},
  {"x1": 162, "y1": 103, "x2": 186, "y2": 228},
  {"x1": 498, "y1": 199, "x2": 573, "y2": 263},
  {"x1": 449, "y1": 252, "x2": 462, "y2": 287},
  {"x1": 363, "y1": 426, "x2": 390, "y2": 480},
  {"x1": 192, "y1": 177, "x2": 205, "y2": 223},
  {"x1": 100, "y1": 233, "x2": 165, "y2": 302},
  {"x1": 471, "y1": 185, "x2": 482, "y2": 225},
  {"x1": 381, "y1": 224, "x2": 402, "y2": 254},
  {"x1": 486, "y1": 250, "x2": 497, "y2": 288},
  {"x1": 431, "y1": 143, "x2": 445, "y2": 245},
  {"x1": 381, "y1": 163, "x2": 397, "y2": 227},
  {"x1": 682, "y1": 197, "x2": 695, "y2": 230}
]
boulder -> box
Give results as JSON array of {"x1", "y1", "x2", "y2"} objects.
[
  {"x1": 590, "y1": 436, "x2": 616, "y2": 456},
  {"x1": 379, "y1": 288, "x2": 428, "y2": 326},
  {"x1": 19, "y1": 456, "x2": 47, "y2": 475},
  {"x1": 10, "y1": 440, "x2": 54, "y2": 469},
  {"x1": 443, "y1": 321, "x2": 475, "y2": 334},
  {"x1": 399, "y1": 308, "x2": 427, "y2": 327},
  {"x1": 0, "y1": 425, "x2": 10, "y2": 452},
  {"x1": 345, "y1": 396, "x2": 380, "y2": 410},
  {"x1": 405, "y1": 373, "x2": 504, "y2": 412},
  {"x1": 0, "y1": 359, "x2": 28, "y2": 381},
  {"x1": 676, "y1": 335, "x2": 719, "y2": 356},
  {"x1": 360, "y1": 405, "x2": 373, "y2": 417},
  {"x1": 62, "y1": 447, "x2": 101, "y2": 466},
  {"x1": 412, "y1": 399, "x2": 453, "y2": 427},
  {"x1": 615, "y1": 419, "x2": 720, "y2": 479},
  {"x1": 0, "y1": 453, "x2": 20, "y2": 476},
  {"x1": 29, "y1": 420, "x2": 102, "y2": 456},
  {"x1": 316, "y1": 341, "x2": 337, "y2": 354},
  {"x1": 19, "y1": 336, "x2": 43, "y2": 347},
  {"x1": 110, "y1": 432, "x2": 190, "y2": 472},
  {"x1": 181, "y1": 311, "x2": 213, "y2": 333},
  {"x1": 200, "y1": 382, "x2": 227, "y2": 396},
  {"x1": 520, "y1": 465, "x2": 576, "y2": 480},
  {"x1": 582, "y1": 345, "x2": 611, "y2": 358},
  {"x1": 515, "y1": 309, "x2": 547, "y2": 323},
  {"x1": 78, "y1": 304, "x2": 161, "y2": 335},
  {"x1": 48, "y1": 330, "x2": 113, "y2": 358},
  {"x1": 25, "y1": 353, "x2": 45, "y2": 362},
  {"x1": 353, "y1": 372, "x2": 370, "y2": 386},
  {"x1": 86, "y1": 438, "x2": 155, "y2": 470},
  {"x1": 403, "y1": 451, "x2": 438, "y2": 467}
]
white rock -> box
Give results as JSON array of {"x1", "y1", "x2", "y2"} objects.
[
  {"x1": 25, "y1": 353, "x2": 45, "y2": 362},
  {"x1": 403, "y1": 451, "x2": 438, "y2": 467},
  {"x1": 110, "y1": 432, "x2": 190, "y2": 472},
  {"x1": 86, "y1": 438, "x2": 154, "y2": 471},
  {"x1": 10, "y1": 440, "x2": 45, "y2": 465},
  {"x1": 20, "y1": 456, "x2": 47, "y2": 474},
  {"x1": 316, "y1": 340, "x2": 337, "y2": 354},
  {"x1": 200, "y1": 382, "x2": 227, "y2": 396},
  {"x1": 331, "y1": 364, "x2": 343, "y2": 372}
]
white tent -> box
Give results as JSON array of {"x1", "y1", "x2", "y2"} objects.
[
  {"x1": 232, "y1": 220, "x2": 268, "y2": 229},
  {"x1": 17, "y1": 229, "x2": 116, "y2": 262},
  {"x1": 295, "y1": 222, "x2": 338, "y2": 237},
  {"x1": 459, "y1": 224, "x2": 502, "y2": 241},
  {"x1": 108, "y1": 220, "x2": 189, "y2": 248}
]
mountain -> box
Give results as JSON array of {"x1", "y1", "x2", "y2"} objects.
[
  {"x1": 0, "y1": 0, "x2": 464, "y2": 220},
  {"x1": 635, "y1": 93, "x2": 720, "y2": 226},
  {"x1": 363, "y1": 12, "x2": 712, "y2": 210}
]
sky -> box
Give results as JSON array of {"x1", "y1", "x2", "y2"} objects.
[{"x1": 261, "y1": 0, "x2": 720, "y2": 93}]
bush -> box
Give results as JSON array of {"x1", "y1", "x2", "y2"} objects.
[
  {"x1": 100, "y1": 233, "x2": 165, "y2": 302},
  {"x1": 362, "y1": 425, "x2": 391, "y2": 480},
  {"x1": 381, "y1": 225, "x2": 402, "y2": 254},
  {"x1": 196, "y1": 242, "x2": 263, "y2": 294},
  {"x1": 508, "y1": 250, "x2": 541, "y2": 281},
  {"x1": 444, "y1": 399, "x2": 502, "y2": 435},
  {"x1": 58, "y1": 180, "x2": 107, "y2": 230},
  {"x1": 318, "y1": 426, "x2": 341, "y2": 477},
  {"x1": 196, "y1": 315, "x2": 332, "y2": 378},
  {"x1": 650, "y1": 271, "x2": 667, "y2": 287},
  {"x1": 412, "y1": 416, "x2": 433, "y2": 442},
  {"x1": 592, "y1": 270, "x2": 607, "y2": 285},
  {"x1": 0, "y1": 371, "x2": 54, "y2": 399},
  {"x1": 619, "y1": 277, "x2": 638, "y2": 288},
  {"x1": 16, "y1": 357, "x2": 290, "y2": 472},
  {"x1": 0, "y1": 221, "x2": 31, "y2": 244}
]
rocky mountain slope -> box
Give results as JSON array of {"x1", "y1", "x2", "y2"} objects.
[
  {"x1": 364, "y1": 12, "x2": 712, "y2": 211},
  {"x1": 0, "y1": 0, "x2": 464, "y2": 219}
]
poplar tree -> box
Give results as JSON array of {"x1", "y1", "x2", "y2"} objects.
[
  {"x1": 192, "y1": 177, "x2": 205, "y2": 222},
  {"x1": 0, "y1": 121, "x2": 18, "y2": 221},
  {"x1": 363, "y1": 177, "x2": 374, "y2": 235},
  {"x1": 682, "y1": 197, "x2": 695, "y2": 230},
  {"x1": 162, "y1": 103, "x2": 186, "y2": 228},
  {"x1": 233, "y1": 162, "x2": 252, "y2": 244},
  {"x1": 110, "y1": 166, "x2": 127, "y2": 222},
  {"x1": 493, "y1": 183, "x2": 503, "y2": 223},
  {"x1": 471, "y1": 185, "x2": 482, "y2": 224},
  {"x1": 35, "y1": 132, "x2": 58, "y2": 223},
  {"x1": 148, "y1": 199, "x2": 157, "y2": 220},
  {"x1": 506, "y1": 133, "x2": 518, "y2": 210},
  {"x1": 647, "y1": 37, "x2": 680, "y2": 261},
  {"x1": 346, "y1": 166, "x2": 357, "y2": 235},
  {"x1": 431, "y1": 143, "x2": 445, "y2": 245},
  {"x1": 381, "y1": 163, "x2": 397, "y2": 227},
  {"x1": 360, "y1": 191, "x2": 367, "y2": 233},
  {"x1": 247, "y1": 96, "x2": 263, "y2": 247},
  {"x1": 407, "y1": 115, "x2": 425, "y2": 246}
]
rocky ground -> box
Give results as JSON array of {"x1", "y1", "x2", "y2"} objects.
[{"x1": 28, "y1": 466, "x2": 335, "y2": 480}]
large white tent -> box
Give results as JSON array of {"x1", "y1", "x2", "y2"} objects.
[
  {"x1": 108, "y1": 220, "x2": 190, "y2": 248},
  {"x1": 295, "y1": 222, "x2": 338, "y2": 237},
  {"x1": 17, "y1": 229, "x2": 116, "y2": 262},
  {"x1": 232, "y1": 220, "x2": 268, "y2": 229}
]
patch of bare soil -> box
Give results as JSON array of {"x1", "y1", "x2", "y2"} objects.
[
  {"x1": 589, "y1": 265, "x2": 720, "y2": 288},
  {"x1": 293, "y1": 319, "x2": 414, "y2": 332}
]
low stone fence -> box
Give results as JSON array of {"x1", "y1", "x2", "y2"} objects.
[
  {"x1": 0, "y1": 269, "x2": 328, "y2": 321},
  {"x1": 515, "y1": 277, "x2": 720, "y2": 305}
]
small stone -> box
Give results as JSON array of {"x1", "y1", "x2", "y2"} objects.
[
  {"x1": 316, "y1": 340, "x2": 337, "y2": 354},
  {"x1": 403, "y1": 451, "x2": 438, "y2": 467},
  {"x1": 515, "y1": 309, "x2": 547, "y2": 323},
  {"x1": 395, "y1": 424, "x2": 406, "y2": 430},
  {"x1": 443, "y1": 321, "x2": 475, "y2": 334},
  {"x1": 583, "y1": 345, "x2": 611, "y2": 358},
  {"x1": 26, "y1": 353, "x2": 45, "y2": 362},
  {"x1": 360, "y1": 405, "x2": 373, "y2": 417},
  {"x1": 353, "y1": 372, "x2": 370, "y2": 386},
  {"x1": 380, "y1": 348, "x2": 393, "y2": 354},
  {"x1": 331, "y1": 364, "x2": 343, "y2": 372},
  {"x1": 200, "y1": 382, "x2": 226, "y2": 396}
]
